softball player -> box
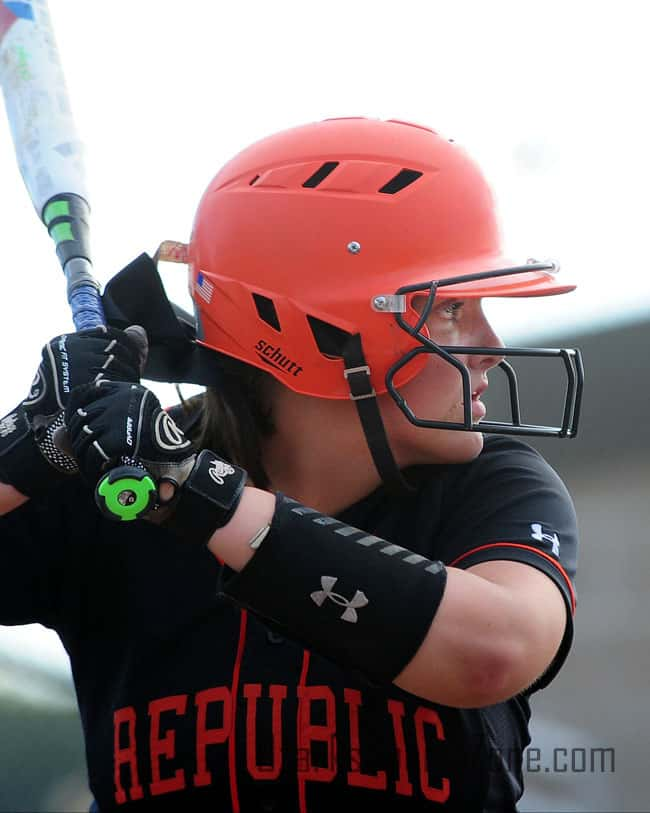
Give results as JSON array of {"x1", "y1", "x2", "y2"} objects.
[{"x1": 0, "y1": 117, "x2": 582, "y2": 811}]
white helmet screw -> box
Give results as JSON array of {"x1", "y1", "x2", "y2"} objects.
[{"x1": 347, "y1": 241, "x2": 361, "y2": 254}]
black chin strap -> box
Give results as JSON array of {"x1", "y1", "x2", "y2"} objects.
[{"x1": 342, "y1": 334, "x2": 414, "y2": 496}]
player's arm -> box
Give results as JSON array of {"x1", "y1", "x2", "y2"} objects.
[
  {"x1": 204, "y1": 496, "x2": 568, "y2": 707},
  {"x1": 63, "y1": 381, "x2": 570, "y2": 708},
  {"x1": 0, "y1": 483, "x2": 28, "y2": 516},
  {"x1": 212, "y1": 495, "x2": 568, "y2": 707},
  {"x1": 391, "y1": 560, "x2": 567, "y2": 706}
]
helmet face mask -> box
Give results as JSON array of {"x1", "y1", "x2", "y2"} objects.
[{"x1": 381, "y1": 263, "x2": 584, "y2": 438}]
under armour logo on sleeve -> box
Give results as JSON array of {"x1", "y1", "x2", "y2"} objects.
[
  {"x1": 311, "y1": 576, "x2": 369, "y2": 623},
  {"x1": 530, "y1": 523, "x2": 560, "y2": 557}
]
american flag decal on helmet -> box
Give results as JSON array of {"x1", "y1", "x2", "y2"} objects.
[{"x1": 195, "y1": 272, "x2": 214, "y2": 304}]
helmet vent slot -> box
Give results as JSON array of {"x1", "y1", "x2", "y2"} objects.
[
  {"x1": 378, "y1": 168, "x2": 423, "y2": 194},
  {"x1": 302, "y1": 161, "x2": 340, "y2": 188},
  {"x1": 249, "y1": 175, "x2": 261, "y2": 186},
  {"x1": 253, "y1": 293, "x2": 281, "y2": 331},
  {"x1": 307, "y1": 315, "x2": 351, "y2": 358}
]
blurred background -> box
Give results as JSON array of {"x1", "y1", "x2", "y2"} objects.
[{"x1": 0, "y1": 1, "x2": 648, "y2": 810}]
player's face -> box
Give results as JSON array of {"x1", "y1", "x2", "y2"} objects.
[{"x1": 381, "y1": 297, "x2": 504, "y2": 466}]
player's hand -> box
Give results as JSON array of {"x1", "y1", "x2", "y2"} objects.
[
  {"x1": 26, "y1": 325, "x2": 147, "y2": 420},
  {"x1": 0, "y1": 326, "x2": 147, "y2": 499},
  {"x1": 65, "y1": 381, "x2": 248, "y2": 540},
  {"x1": 65, "y1": 381, "x2": 197, "y2": 500}
]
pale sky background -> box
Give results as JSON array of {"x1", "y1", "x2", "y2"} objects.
[{"x1": 0, "y1": 0, "x2": 649, "y2": 677}]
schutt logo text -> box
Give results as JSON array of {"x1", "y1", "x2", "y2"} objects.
[{"x1": 255, "y1": 340, "x2": 303, "y2": 376}]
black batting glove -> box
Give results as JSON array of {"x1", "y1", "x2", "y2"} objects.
[
  {"x1": 65, "y1": 381, "x2": 247, "y2": 540},
  {"x1": 66, "y1": 381, "x2": 196, "y2": 491},
  {"x1": 0, "y1": 326, "x2": 146, "y2": 499},
  {"x1": 25, "y1": 326, "x2": 146, "y2": 421}
]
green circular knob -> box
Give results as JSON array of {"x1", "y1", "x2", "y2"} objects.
[{"x1": 95, "y1": 465, "x2": 157, "y2": 521}]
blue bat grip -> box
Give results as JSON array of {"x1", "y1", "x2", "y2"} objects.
[{"x1": 68, "y1": 281, "x2": 106, "y2": 331}]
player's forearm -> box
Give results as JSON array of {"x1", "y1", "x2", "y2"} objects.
[
  {"x1": 0, "y1": 482, "x2": 29, "y2": 516},
  {"x1": 207, "y1": 487, "x2": 522, "y2": 708},
  {"x1": 207, "y1": 486, "x2": 275, "y2": 568}
]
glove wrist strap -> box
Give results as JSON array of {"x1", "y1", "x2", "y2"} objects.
[
  {"x1": 164, "y1": 449, "x2": 248, "y2": 544},
  {"x1": 0, "y1": 407, "x2": 76, "y2": 497}
]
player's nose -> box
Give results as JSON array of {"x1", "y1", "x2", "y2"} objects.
[{"x1": 467, "y1": 312, "x2": 504, "y2": 373}]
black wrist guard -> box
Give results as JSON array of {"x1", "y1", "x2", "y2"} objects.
[
  {"x1": 221, "y1": 493, "x2": 448, "y2": 686},
  {"x1": 0, "y1": 406, "x2": 77, "y2": 498},
  {"x1": 164, "y1": 449, "x2": 248, "y2": 544}
]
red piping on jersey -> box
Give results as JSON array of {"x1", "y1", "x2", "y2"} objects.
[
  {"x1": 297, "y1": 650, "x2": 311, "y2": 813},
  {"x1": 229, "y1": 610, "x2": 248, "y2": 813},
  {"x1": 449, "y1": 543, "x2": 576, "y2": 614}
]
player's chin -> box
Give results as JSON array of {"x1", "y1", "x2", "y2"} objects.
[
  {"x1": 435, "y1": 406, "x2": 486, "y2": 462},
  {"x1": 442, "y1": 426, "x2": 484, "y2": 462},
  {"x1": 409, "y1": 424, "x2": 484, "y2": 466}
]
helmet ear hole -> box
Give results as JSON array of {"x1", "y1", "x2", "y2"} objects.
[
  {"x1": 307, "y1": 315, "x2": 352, "y2": 359},
  {"x1": 252, "y1": 294, "x2": 281, "y2": 331}
]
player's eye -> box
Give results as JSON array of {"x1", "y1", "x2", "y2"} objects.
[{"x1": 441, "y1": 301, "x2": 465, "y2": 320}]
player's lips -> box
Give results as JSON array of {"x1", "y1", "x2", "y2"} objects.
[
  {"x1": 458, "y1": 381, "x2": 488, "y2": 421},
  {"x1": 471, "y1": 384, "x2": 488, "y2": 421}
]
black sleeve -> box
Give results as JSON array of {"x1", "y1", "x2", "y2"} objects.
[
  {"x1": 436, "y1": 436, "x2": 578, "y2": 693},
  {"x1": 0, "y1": 492, "x2": 72, "y2": 629}
]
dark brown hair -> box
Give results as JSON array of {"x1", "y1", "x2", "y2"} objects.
[{"x1": 183, "y1": 357, "x2": 275, "y2": 489}]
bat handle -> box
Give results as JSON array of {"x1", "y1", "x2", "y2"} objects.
[
  {"x1": 42, "y1": 194, "x2": 104, "y2": 330},
  {"x1": 43, "y1": 194, "x2": 159, "y2": 520}
]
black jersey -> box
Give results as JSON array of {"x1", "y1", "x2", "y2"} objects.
[{"x1": 0, "y1": 435, "x2": 577, "y2": 812}]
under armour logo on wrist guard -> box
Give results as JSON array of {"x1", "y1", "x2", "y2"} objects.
[{"x1": 310, "y1": 576, "x2": 369, "y2": 623}]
